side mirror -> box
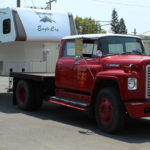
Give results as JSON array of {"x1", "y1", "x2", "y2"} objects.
[
  {"x1": 96, "y1": 50, "x2": 102, "y2": 57},
  {"x1": 75, "y1": 56, "x2": 82, "y2": 62}
]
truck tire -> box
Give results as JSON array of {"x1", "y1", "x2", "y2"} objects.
[
  {"x1": 16, "y1": 80, "x2": 34, "y2": 110},
  {"x1": 95, "y1": 88, "x2": 125, "y2": 133}
]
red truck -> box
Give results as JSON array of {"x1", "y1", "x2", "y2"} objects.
[{"x1": 11, "y1": 34, "x2": 150, "y2": 133}]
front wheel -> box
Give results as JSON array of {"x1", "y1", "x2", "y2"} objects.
[{"x1": 95, "y1": 88, "x2": 125, "y2": 133}]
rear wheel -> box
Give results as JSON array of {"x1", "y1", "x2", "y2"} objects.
[
  {"x1": 16, "y1": 80, "x2": 43, "y2": 110},
  {"x1": 95, "y1": 88, "x2": 125, "y2": 133},
  {"x1": 17, "y1": 85, "x2": 26, "y2": 104}
]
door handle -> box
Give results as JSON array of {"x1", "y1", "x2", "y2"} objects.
[
  {"x1": 74, "y1": 62, "x2": 80, "y2": 64},
  {"x1": 57, "y1": 62, "x2": 63, "y2": 65}
]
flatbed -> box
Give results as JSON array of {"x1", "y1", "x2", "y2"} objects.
[
  {"x1": 10, "y1": 72, "x2": 55, "y2": 82},
  {"x1": 11, "y1": 72, "x2": 55, "y2": 106}
]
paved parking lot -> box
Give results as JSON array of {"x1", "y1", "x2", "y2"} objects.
[{"x1": 0, "y1": 77, "x2": 150, "y2": 150}]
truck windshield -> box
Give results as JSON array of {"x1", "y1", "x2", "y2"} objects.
[{"x1": 99, "y1": 36, "x2": 146, "y2": 56}]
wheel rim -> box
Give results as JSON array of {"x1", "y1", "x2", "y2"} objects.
[
  {"x1": 18, "y1": 86, "x2": 26, "y2": 104},
  {"x1": 99, "y1": 98, "x2": 112, "y2": 125}
]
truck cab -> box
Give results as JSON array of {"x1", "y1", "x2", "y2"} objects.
[
  {"x1": 54, "y1": 34, "x2": 149, "y2": 132},
  {"x1": 12, "y1": 34, "x2": 150, "y2": 133},
  {"x1": 55, "y1": 34, "x2": 145, "y2": 101}
]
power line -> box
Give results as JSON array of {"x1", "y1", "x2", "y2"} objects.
[
  {"x1": 45, "y1": 0, "x2": 48, "y2": 4},
  {"x1": 33, "y1": 0, "x2": 39, "y2": 7},
  {"x1": 0, "y1": 0, "x2": 5, "y2": 4},
  {"x1": 37, "y1": 0, "x2": 42, "y2": 6},
  {"x1": 23, "y1": 0, "x2": 27, "y2": 6},
  {"x1": 31, "y1": 0, "x2": 35, "y2": 7},
  {"x1": 93, "y1": 0, "x2": 150, "y2": 8},
  {"x1": 0, "y1": 0, "x2": 13, "y2": 6}
]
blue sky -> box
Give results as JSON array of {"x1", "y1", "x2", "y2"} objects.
[{"x1": 1, "y1": 0, "x2": 150, "y2": 35}]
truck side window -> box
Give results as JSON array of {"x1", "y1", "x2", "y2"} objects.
[
  {"x1": 63, "y1": 41, "x2": 75, "y2": 58},
  {"x1": 82, "y1": 40, "x2": 97, "y2": 58},
  {"x1": 3, "y1": 19, "x2": 11, "y2": 34}
]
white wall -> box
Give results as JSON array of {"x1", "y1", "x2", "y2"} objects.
[{"x1": 0, "y1": 41, "x2": 60, "y2": 75}]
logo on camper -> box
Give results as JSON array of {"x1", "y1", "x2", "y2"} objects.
[
  {"x1": 36, "y1": 12, "x2": 56, "y2": 23},
  {"x1": 40, "y1": 16, "x2": 56, "y2": 23},
  {"x1": 35, "y1": 11, "x2": 59, "y2": 32}
]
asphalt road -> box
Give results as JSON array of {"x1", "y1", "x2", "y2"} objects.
[{"x1": 0, "y1": 77, "x2": 150, "y2": 150}]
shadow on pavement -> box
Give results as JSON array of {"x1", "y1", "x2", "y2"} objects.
[{"x1": 0, "y1": 92, "x2": 150, "y2": 144}]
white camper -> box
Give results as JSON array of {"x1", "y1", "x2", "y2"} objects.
[{"x1": 0, "y1": 7, "x2": 77, "y2": 75}]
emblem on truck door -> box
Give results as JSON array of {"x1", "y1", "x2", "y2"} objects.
[{"x1": 77, "y1": 67, "x2": 87, "y2": 87}]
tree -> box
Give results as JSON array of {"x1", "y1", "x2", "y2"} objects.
[
  {"x1": 75, "y1": 16, "x2": 106, "y2": 34},
  {"x1": 119, "y1": 18, "x2": 127, "y2": 34},
  {"x1": 111, "y1": 9, "x2": 128, "y2": 34},
  {"x1": 111, "y1": 9, "x2": 120, "y2": 34}
]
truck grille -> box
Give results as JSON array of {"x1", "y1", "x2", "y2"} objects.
[{"x1": 146, "y1": 65, "x2": 150, "y2": 99}]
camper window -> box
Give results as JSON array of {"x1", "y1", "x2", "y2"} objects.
[{"x1": 3, "y1": 19, "x2": 11, "y2": 34}]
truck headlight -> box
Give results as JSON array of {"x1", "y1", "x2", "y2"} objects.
[{"x1": 128, "y1": 78, "x2": 137, "y2": 90}]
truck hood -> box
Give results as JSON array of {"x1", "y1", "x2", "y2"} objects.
[
  {"x1": 101, "y1": 55, "x2": 150, "y2": 65},
  {"x1": 101, "y1": 54, "x2": 150, "y2": 72}
]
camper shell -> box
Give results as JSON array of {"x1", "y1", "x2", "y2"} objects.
[{"x1": 0, "y1": 7, "x2": 77, "y2": 75}]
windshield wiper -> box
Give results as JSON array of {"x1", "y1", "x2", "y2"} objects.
[
  {"x1": 102, "y1": 54, "x2": 118, "y2": 57},
  {"x1": 131, "y1": 50, "x2": 143, "y2": 55},
  {"x1": 120, "y1": 50, "x2": 143, "y2": 55},
  {"x1": 120, "y1": 52, "x2": 131, "y2": 55}
]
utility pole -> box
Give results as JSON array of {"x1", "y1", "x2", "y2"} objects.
[
  {"x1": 132, "y1": 28, "x2": 137, "y2": 35},
  {"x1": 95, "y1": 21, "x2": 111, "y2": 33},
  {"x1": 46, "y1": 0, "x2": 57, "y2": 10},
  {"x1": 17, "y1": 0, "x2": 21, "y2": 7}
]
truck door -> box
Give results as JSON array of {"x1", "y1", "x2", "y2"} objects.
[
  {"x1": 55, "y1": 39, "x2": 100, "y2": 93},
  {"x1": 73, "y1": 39, "x2": 99, "y2": 93},
  {"x1": 55, "y1": 39, "x2": 101, "y2": 93}
]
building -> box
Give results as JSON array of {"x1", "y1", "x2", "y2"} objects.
[{"x1": 140, "y1": 31, "x2": 150, "y2": 55}]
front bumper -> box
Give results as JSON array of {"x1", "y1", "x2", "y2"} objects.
[{"x1": 125, "y1": 101, "x2": 150, "y2": 118}]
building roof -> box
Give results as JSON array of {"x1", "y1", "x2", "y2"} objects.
[{"x1": 142, "y1": 31, "x2": 150, "y2": 36}]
